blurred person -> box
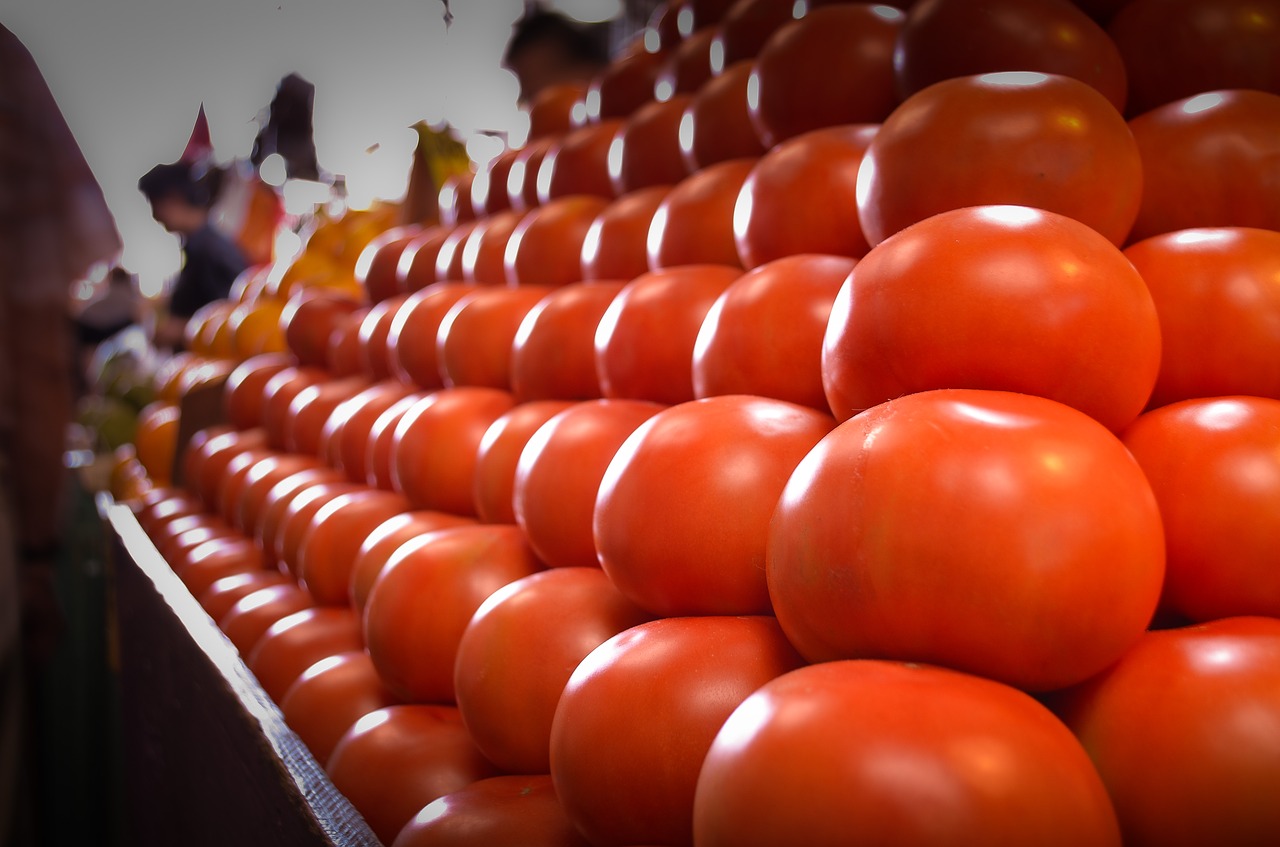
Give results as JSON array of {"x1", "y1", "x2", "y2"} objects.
[
  {"x1": 0, "y1": 22, "x2": 121, "y2": 847},
  {"x1": 137, "y1": 160, "x2": 248, "y2": 351},
  {"x1": 503, "y1": 5, "x2": 611, "y2": 104},
  {"x1": 74, "y1": 266, "x2": 138, "y2": 348}
]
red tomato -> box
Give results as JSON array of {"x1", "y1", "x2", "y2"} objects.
[
  {"x1": 1123, "y1": 227, "x2": 1280, "y2": 408},
  {"x1": 646, "y1": 1, "x2": 683, "y2": 51},
  {"x1": 434, "y1": 220, "x2": 478, "y2": 283},
  {"x1": 472, "y1": 399, "x2": 575, "y2": 525},
  {"x1": 247, "y1": 606, "x2": 364, "y2": 703},
  {"x1": 349, "y1": 510, "x2": 477, "y2": 616},
  {"x1": 324, "y1": 306, "x2": 366, "y2": 378},
  {"x1": 317, "y1": 380, "x2": 416, "y2": 484},
  {"x1": 1126, "y1": 90, "x2": 1280, "y2": 243},
  {"x1": 695, "y1": 660, "x2": 1122, "y2": 847},
  {"x1": 1121, "y1": 396, "x2": 1280, "y2": 622},
  {"x1": 297, "y1": 487, "x2": 413, "y2": 607},
  {"x1": 504, "y1": 195, "x2": 610, "y2": 288},
  {"x1": 453, "y1": 568, "x2": 652, "y2": 774},
  {"x1": 1107, "y1": 0, "x2": 1280, "y2": 117},
  {"x1": 260, "y1": 365, "x2": 329, "y2": 451},
  {"x1": 355, "y1": 225, "x2": 421, "y2": 304},
  {"x1": 326, "y1": 705, "x2": 496, "y2": 846},
  {"x1": 459, "y1": 209, "x2": 526, "y2": 286},
  {"x1": 767, "y1": 388, "x2": 1166, "y2": 692},
  {"x1": 469, "y1": 147, "x2": 519, "y2": 217},
  {"x1": 436, "y1": 285, "x2": 556, "y2": 390},
  {"x1": 585, "y1": 46, "x2": 667, "y2": 122},
  {"x1": 581, "y1": 187, "x2": 670, "y2": 283},
  {"x1": 176, "y1": 536, "x2": 267, "y2": 599},
  {"x1": 606, "y1": 94, "x2": 693, "y2": 196},
  {"x1": 217, "y1": 582, "x2": 315, "y2": 657},
  {"x1": 894, "y1": 0, "x2": 1127, "y2": 112},
  {"x1": 366, "y1": 393, "x2": 424, "y2": 491},
  {"x1": 713, "y1": 0, "x2": 802, "y2": 67},
  {"x1": 283, "y1": 375, "x2": 372, "y2": 457},
  {"x1": 389, "y1": 387, "x2": 518, "y2": 516},
  {"x1": 279, "y1": 650, "x2": 400, "y2": 767},
  {"x1": 197, "y1": 569, "x2": 292, "y2": 623},
  {"x1": 511, "y1": 281, "x2": 625, "y2": 403},
  {"x1": 189, "y1": 426, "x2": 270, "y2": 511},
  {"x1": 748, "y1": 4, "x2": 903, "y2": 147},
  {"x1": 364, "y1": 524, "x2": 544, "y2": 703},
  {"x1": 647, "y1": 158, "x2": 754, "y2": 270},
  {"x1": 596, "y1": 395, "x2": 834, "y2": 616},
  {"x1": 235, "y1": 453, "x2": 329, "y2": 541},
  {"x1": 507, "y1": 137, "x2": 556, "y2": 213},
  {"x1": 680, "y1": 60, "x2": 766, "y2": 171},
  {"x1": 223, "y1": 352, "x2": 294, "y2": 431},
  {"x1": 253, "y1": 467, "x2": 346, "y2": 571},
  {"x1": 1051, "y1": 617, "x2": 1280, "y2": 847},
  {"x1": 355, "y1": 293, "x2": 407, "y2": 381},
  {"x1": 134, "y1": 486, "x2": 199, "y2": 538},
  {"x1": 514, "y1": 398, "x2": 665, "y2": 570},
  {"x1": 857, "y1": 72, "x2": 1142, "y2": 248},
  {"x1": 527, "y1": 82, "x2": 588, "y2": 141},
  {"x1": 655, "y1": 25, "x2": 718, "y2": 97},
  {"x1": 279, "y1": 288, "x2": 363, "y2": 368},
  {"x1": 214, "y1": 446, "x2": 280, "y2": 527},
  {"x1": 397, "y1": 226, "x2": 453, "y2": 293},
  {"x1": 734, "y1": 123, "x2": 877, "y2": 268},
  {"x1": 276, "y1": 480, "x2": 364, "y2": 577},
  {"x1": 437, "y1": 171, "x2": 476, "y2": 228},
  {"x1": 393, "y1": 774, "x2": 591, "y2": 847},
  {"x1": 386, "y1": 282, "x2": 475, "y2": 391},
  {"x1": 549, "y1": 615, "x2": 805, "y2": 847},
  {"x1": 537, "y1": 119, "x2": 622, "y2": 204},
  {"x1": 595, "y1": 264, "x2": 742, "y2": 405},
  {"x1": 823, "y1": 205, "x2": 1161, "y2": 432},
  {"x1": 694, "y1": 253, "x2": 855, "y2": 411},
  {"x1": 674, "y1": 0, "x2": 738, "y2": 36},
  {"x1": 180, "y1": 424, "x2": 234, "y2": 501}
]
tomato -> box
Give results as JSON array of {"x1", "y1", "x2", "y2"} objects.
[
  {"x1": 297, "y1": 487, "x2": 413, "y2": 606},
  {"x1": 275, "y1": 480, "x2": 364, "y2": 578},
  {"x1": 176, "y1": 536, "x2": 267, "y2": 599},
  {"x1": 251, "y1": 467, "x2": 345, "y2": 568},
  {"x1": 674, "y1": 0, "x2": 738, "y2": 36},
  {"x1": 1126, "y1": 90, "x2": 1280, "y2": 243},
  {"x1": 188, "y1": 426, "x2": 270, "y2": 511},
  {"x1": 349, "y1": 511, "x2": 477, "y2": 616},
  {"x1": 386, "y1": 282, "x2": 475, "y2": 391},
  {"x1": 397, "y1": 226, "x2": 453, "y2": 293},
  {"x1": 454, "y1": 568, "x2": 652, "y2": 774},
  {"x1": 470, "y1": 147, "x2": 519, "y2": 217},
  {"x1": 355, "y1": 225, "x2": 420, "y2": 304},
  {"x1": 1123, "y1": 227, "x2": 1280, "y2": 408},
  {"x1": 514, "y1": 398, "x2": 664, "y2": 570},
  {"x1": 472, "y1": 400, "x2": 575, "y2": 525},
  {"x1": 768, "y1": 388, "x2": 1166, "y2": 692},
  {"x1": 326, "y1": 705, "x2": 496, "y2": 846},
  {"x1": 506, "y1": 137, "x2": 556, "y2": 213},
  {"x1": 581, "y1": 188, "x2": 670, "y2": 283},
  {"x1": 279, "y1": 650, "x2": 400, "y2": 767},
  {"x1": 1108, "y1": 0, "x2": 1280, "y2": 118},
  {"x1": 159, "y1": 520, "x2": 242, "y2": 574},
  {"x1": 393, "y1": 774, "x2": 590, "y2": 847},
  {"x1": 234, "y1": 452, "x2": 328, "y2": 540},
  {"x1": 317, "y1": 380, "x2": 416, "y2": 484},
  {"x1": 646, "y1": 1, "x2": 683, "y2": 51},
  {"x1": 246, "y1": 606, "x2": 364, "y2": 703},
  {"x1": 1051, "y1": 617, "x2": 1280, "y2": 847},
  {"x1": 857, "y1": 72, "x2": 1142, "y2": 248},
  {"x1": 680, "y1": 60, "x2": 767, "y2": 171},
  {"x1": 585, "y1": 46, "x2": 667, "y2": 122},
  {"x1": 437, "y1": 286, "x2": 556, "y2": 390},
  {"x1": 1120, "y1": 397, "x2": 1280, "y2": 622},
  {"x1": 364, "y1": 524, "x2": 544, "y2": 703},
  {"x1": 694, "y1": 659, "x2": 1122, "y2": 847},
  {"x1": 694, "y1": 253, "x2": 855, "y2": 411},
  {"x1": 197, "y1": 569, "x2": 292, "y2": 623},
  {"x1": 824, "y1": 205, "x2": 1161, "y2": 432},
  {"x1": 511, "y1": 281, "x2": 625, "y2": 403},
  {"x1": 223, "y1": 352, "x2": 294, "y2": 431},
  {"x1": 390, "y1": 387, "x2": 518, "y2": 516},
  {"x1": 527, "y1": 82, "x2": 588, "y2": 141},
  {"x1": 215, "y1": 446, "x2": 280, "y2": 527},
  {"x1": 437, "y1": 171, "x2": 476, "y2": 228},
  {"x1": 655, "y1": 25, "x2": 718, "y2": 97},
  {"x1": 537, "y1": 119, "x2": 623, "y2": 204},
  {"x1": 595, "y1": 264, "x2": 742, "y2": 405},
  {"x1": 893, "y1": 0, "x2": 1127, "y2": 112},
  {"x1": 733, "y1": 123, "x2": 875, "y2": 267},
  {"x1": 260, "y1": 365, "x2": 329, "y2": 450},
  {"x1": 607, "y1": 94, "x2": 693, "y2": 196},
  {"x1": 324, "y1": 306, "x2": 367, "y2": 378},
  {"x1": 279, "y1": 288, "x2": 364, "y2": 368},
  {"x1": 283, "y1": 375, "x2": 373, "y2": 457},
  {"x1": 647, "y1": 158, "x2": 755, "y2": 270},
  {"x1": 713, "y1": 0, "x2": 802, "y2": 67},
  {"x1": 355, "y1": 292, "x2": 407, "y2": 381},
  {"x1": 459, "y1": 209, "x2": 525, "y2": 287},
  {"x1": 504, "y1": 195, "x2": 610, "y2": 288},
  {"x1": 748, "y1": 4, "x2": 903, "y2": 147},
  {"x1": 434, "y1": 220, "x2": 478, "y2": 283},
  {"x1": 549, "y1": 615, "x2": 805, "y2": 847},
  {"x1": 217, "y1": 581, "x2": 315, "y2": 657},
  {"x1": 366, "y1": 393, "x2": 424, "y2": 491}
]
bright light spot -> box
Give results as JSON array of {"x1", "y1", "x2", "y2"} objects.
[
  {"x1": 645, "y1": 204, "x2": 670, "y2": 261},
  {"x1": 654, "y1": 77, "x2": 675, "y2": 103},
  {"x1": 259, "y1": 152, "x2": 287, "y2": 187},
  {"x1": 980, "y1": 71, "x2": 1050, "y2": 87},
  {"x1": 975, "y1": 205, "x2": 1042, "y2": 227},
  {"x1": 709, "y1": 37, "x2": 726, "y2": 76},
  {"x1": 606, "y1": 134, "x2": 626, "y2": 182},
  {"x1": 951, "y1": 400, "x2": 1037, "y2": 430},
  {"x1": 1182, "y1": 92, "x2": 1226, "y2": 114},
  {"x1": 644, "y1": 27, "x2": 663, "y2": 54},
  {"x1": 570, "y1": 100, "x2": 589, "y2": 127},
  {"x1": 273, "y1": 228, "x2": 303, "y2": 266},
  {"x1": 792, "y1": 0, "x2": 809, "y2": 19},
  {"x1": 707, "y1": 691, "x2": 774, "y2": 756},
  {"x1": 678, "y1": 109, "x2": 696, "y2": 157},
  {"x1": 351, "y1": 709, "x2": 392, "y2": 735},
  {"x1": 581, "y1": 218, "x2": 604, "y2": 269},
  {"x1": 283, "y1": 179, "x2": 332, "y2": 217},
  {"x1": 1189, "y1": 399, "x2": 1253, "y2": 432},
  {"x1": 871, "y1": 4, "x2": 907, "y2": 22},
  {"x1": 732, "y1": 182, "x2": 754, "y2": 241},
  {"x1": 676, "y1": 5, "x2": 695, "y2": 37},
  {"x1": 550, "y1": 0, "x2": 623, "y2": 23},
  {"x1": 745, "y1": 70, "x2": 761, "y2": 113},
  {"x1": 1171, "y1": 229, "x2": 1231, "y2": 246}
]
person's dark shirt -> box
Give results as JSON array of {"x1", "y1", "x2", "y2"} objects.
[{"x1": 169, "y1": 222, "x2": 248, "y2": 319}]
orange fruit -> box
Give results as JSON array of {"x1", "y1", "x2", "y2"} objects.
[{"x1": 134, "y1": 401, "x2": 182, "y2": 487}]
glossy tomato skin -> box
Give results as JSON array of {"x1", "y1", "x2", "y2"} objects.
[
  {"x1": 585, "y1": 45, "x2": 666, "y2": 123},
  {"x1": 348, "y1": 510, "x2": 476, "y2": 616},
  {"x1": 857, "y1": 71, "x2": 1142, "y2": 248},
  {"x1": 283, "y1": 375, "x2": 373, "y2": 457},
  {"x1": 319, "y1": 380, "x2": 416, "y2": 485},
  {"x1": 596, "y1": 395, "x2": 835, "y2": 617},
  {"x1": 355, "y1": 226, "x2": 420, "y2": 304},
  {"x1": 655, "y1": 25, "x2": 718, "y2": 97},
  {"x1": 680, "y1": 60, "x2": 766, "y2": 171},
  {"x1": 297, "y1": 487, "x2": 413, "y2": 607},
  {"x1": 526, "y1": 82, "x2": 587, "y2": 143},
  {"x1": 436, "y1": 285, "x2": 556, "y2": 391},
  {"x1": 646, "y1": 158, "x2": 755, "y2": 270},
  {"x1": 581, "y1": 187, "x2": 669, "y2": 284},
  {"x1": 1126, "y1": 90, "x2": 1280, "y2": 243},
  {"x1": 437, "y1": 172, "x2": 476, "y2": 228},
  {"x1": 1050, "y1": 617, "x2": 1280, "y2": 847},
  {"x1": 507, "y1": 282, "x2": 623, "y2": 407},
  {"x1": 607, "y1": 95, "x2": 692, "y2": 197},
  {"x1": 223, "y1": 352, "x2": 294, "y2": 431},
  {"x1": 470, "y1": 147, "x2": 519, "y2": 217},
  {"x1": 714, "y1": 0, "x2": 801, "y2": 68},
  {"x1": 197, "y1": 569, "x2": 292, "y2": 624},
  {"x1": 393, "y1": 774, "x2": 591, "y2": 847},
  {"x1": 504, "y1": 196, "x2": 610, "y2": 288},
  {"x1": 396, "y1": 226, "x2": 453, "y2": 293},
  {"x1": 386, "y1": 282, "x2": 475, "y2": 392},
  {"x1": 1120, "y1": 397, "x2": 1280, "y2": 622},
  {"x1": 279, "y1": 650, "x2": 400, "y2": 768},
  {"x1": 694, "y1": 660, "x2": 1122, "y2": 847},
  {"x1": 459, "y1": 209, "x2": 525, "y2": 287},
  {"x1": 217, "y1": 582, "x2": 315, "y2": 658},
  {"x1": 1123, "y1": 227, "x2": 1280, "y2": 408},
  {"x1": 537, "y1": 119, "x2": 622, "y2": 205},
  {"x1": 767, "y1": 389, "x2": 1166, "y2": 692},
  {"x1": 549, "y1": 615, "x2": 806, "y2": 847},
  {"x1": 246, "y1": 606, "x2": 364, "y2": 703},
  {"x1": 507, "y1": 137, "x2": 556, "y2": 213},
  {"x1": 472, "y1": 399, "x2": 575, "y2": 525},
  {"x1": 823, "y1": 205, "x2": 1161, "y2": 432}
]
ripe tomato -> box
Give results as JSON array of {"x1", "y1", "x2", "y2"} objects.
[
  {"x1": 254, "y1": 467, "x2": 346, "y2": 571},
  {"x1": 197, "y1": 569, "x2": 292, "y2": 623},
  {"x1": 527, "y1": 82, "x2": 588, "y2": 141},
  {"x1": 397, "y1": 226, "x2": 453, "y2": 293},
  {"x1": 453, "y1": 568, "x2": 652, "y2": 774},
  {"x1": 537, "y1": 119, "x2": 623, "y2": 204},
  {"x1": 459, "y1": 209, "x2": 525, "y2": 286},
  {"x1": 585, "y1": 45, "x2": 666, "y2": 122},
  {"x1": 504, "y1": 195, "x2": 610, "y2": 288},
  {"x1": 472, "y1": 400, "x2": 575, "y2": 525},
  {"x1": 297, "y1": 487, "x2": 413, "y2": 606},
  {"x1": 823, "y1": 205, "x2": 1161, "y2": 432},
  {"x1": 283, "y1": 375, "x2": 373, "y2": 456},
  {"x1": 217, "y1": 581, "x2": 315, "y2": 657},
  {"x1": 317, "y1": 380, "x2": 417, "y2": 484},
  {"x1": 260, "y1": 365, "x2": 329, "y2": 450},
  {"x1": 275, "y1": 480, "x2": 364, "y2": 577},
  {"x1": 694, "y1": 660, "x2": 1122, "y2": 847},
  {"x1": 1123, "y1": 227, "x2": 1280, "y2": 408},
  {"x1": 694, "y1": 253, "x2": 855, "y2": 411},
  {"x1": 768, "y1": 388, "x2": 1166, "y2": 692},
  {"x1": 188, "y1": 426, "x2": 269, "y2": 511},
  {"x1": 549, "y1": 615, "x2": 805, "y2": 847},
  {"x1": 607, "y1": 94, "x2": 693, "y2": 197},
  {"x1": 748, "y1": 4, "x2": 903, "y2": 147},
  {"x1": 655, "y1": 25, "x2": 718, "y2": 97},
  {"x1": 733, "y1": 123, "x2": 876, "y2": 268},
  {"x1": 355, "y1": 292, "x2": 407, "y2": 381},
  {"x1": 511, "y1": 281, "x2": 625, "y2": 403},
  {"x1": 437, "y1": 171, "x2": 476, "y2": 228},
  {"x1": 1126, "y1": 90, "x2": 1280, "y2": 243},
  {"x1": 680, "y1": 60, "x2": 766, "y2": 171},
  {"x1": 506, "y1": 137, "x2": 556, "y2": 213},
  {"x1": 647, "y1": 158, "x2": 755, "y2": 270},
  {"x1": 234, "y1": 452, "x2": 328, "y2": 539},
  {"x1": 364, "y1": 524, "x2": 544, "y2": 703},
  {"x1": 469, "y1": 147, "x2": 519, "y2": 217},
  {"x1": 223, "y1": 352, "x2": 294, "y2": 431},
  {"x1": 1121, "y1": 396, "x2": 1280, "y2": 622},
  {"x1": 596, "y1": 395, "x2": 834, "y2": 616},
  {"x1": 215, "y1": 446, "x2": 280, "y2": 527},
  {"x1": 595, "y1": 264, "x2": 742, "y2": 405},
  {"x1": 246, "y1": 606, "x2": 364, "y2": 703},
  {"x1": 324, "y1": 306, "x2": 366, "y2": 378},
  {"x1": 713, "y1": 0, "x2": 801, "y2": 67},
  {"x1": 514, "y1": 398, "x2": 665, "y2": 570},
  {"x1": 393, "y1": 774, "x2": 590, "y2": 847},
  {"x1": 1051, "y1": 616, "x2": 1280, "y2": 847},
  {"x1": 349, "y1": 511, "x2": 477, "y2": 616},
  {"x1": 176, "y1": 536, "x2": 267, "y2": 599},
  {"x1": 365, "y1": 392, "x2": 424, "y2": 491},
  {"x1": 434, "y1": 220, "x2": 478, "y2": 283},
  {"x1": 279, "y1": 288, "x2": 364, "y2": 368},
  {"x1": 581, "y1": 187, "x2": 670, "y2": 283},
  {"x1": 857, "y1": 72, "x2": 1142, "y2": 248},
  {"x1": 386, "y1": 282, "x2": 475, "y2": 391},
  {"x1": 436, "y1": 285, "x2": 556, "y2": 390},
  {"x1": 893, "y1": 0, "x2": 1127, "y2": 112},
  {"x1": 279, "y1": 650, "x2": 400, "y2": 767},
  {"x1": 355, "y1": 225, "x2": 420, "y2": 304},
  {"x1": 326, "y1": 705, "x2": 496, "y2": 846}
]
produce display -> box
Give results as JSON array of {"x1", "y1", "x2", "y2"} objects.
[{"x1": 113, "y1": 0, "x2": 1280, "y2": 845}]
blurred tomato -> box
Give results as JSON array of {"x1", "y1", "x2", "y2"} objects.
[
  {"x1": 396, "y1": 226, "x2": 453, "y2": 292},
  {"x1": 437, "y1": 171, "x2": 476, "y2": 228},
  {"x1": 317, "y1": 380, "x2": 416, "y2": 484},
  {"x1": 472, "y1": 399, "x2": 574, "y2": 524},
  {"x1": 349, "y1": 510, "x2": 477, "y2": 616},
  {"x1": 217, "y1": 581, "x2": 315, "y2": 657},
  {"x1": 324, "y1": 306, "x2": 366, "y2": 378},
  {"x1": 469, "y1": 147, "x2": 519, "y2": 217},
  {"x1": 197, "y1": 569, "x2": 292, "y2": 623},
  {"x1": 355, "y1": 293, "x2": 407, "y2": 381},
  {"x1": 585, "y1": 46, "x2": 667, "y2": 122},
  {"x1": 223, "y1": 352, "x2": 294, "y2": 431},
  {"x1": 254, "y1": 466, "x2": 346, "y2": 571},
  {"x1": 235, "y1": 453, "x2": 329, "y2": 540},
  {"x1": 386, "y1": 282, "x2": 475, "y2": 391},
  {"x1": 680, "y1": 60, "x2": 766, "y2": 171},
  {"x1": 176, "y1": 536, "x2": 267, "y2": 600},
  {"x1": 511, "y1": 281, "x2": 624, "y2": 403},
  {"x1": 260, "y1": 365, "x2": 329, "y2": 451},
  {"x1": 459, "y1": 209, "x2": 525, "y2": 286},
  {"x1": 507, "y1": 137, "x2": 556, "y2": 213},
  {"x1": 714, "y1": 0, "x2": 802, "y2": 67},
  {"x1": 437, "y1": 285, "x2": 556, "y2": 390},
  {"x1": 355, "y1": 225, "x2": 421, "y2": 304},
  {"x1": 280, "y1": 288, "x2": 363, "y2": 368},
  {"x1": 283, "y1": 375, "x2": 372, "y2": 456},
  {"x1": 434, "y1": 220, "x2": 478, "y2": 283},
  {"x1": 537, "y1": 119, "x2": 623, "y2": 204},
  {"x1": 647, "y1": 158, "x2": 754, "y2": 270},
  {"x1": 607, "y1": 94, "x2": 693, "y2": 196},
  {"x1": 581, "y1": 187, "x2": 669, "y2": 283},
  {"x1": 215, "y1": 446, "x2": 281, "y2": 527},
  {"x1": 527, "y1": 82, "x2": 588, "y2": 141},
  {"x1": 298, "y1": 487, "x2": 412, "y2": 607},
  {"x1": 393, "y1": 774, "x2": 590, "y2": 847},
  {"x1": 280, "y1": 650, "x2": 400, "y2": 767},
  {"x1": 365, "y1": 392, "x2": 424, "y2": 491},
  {"x1": 275, "y1": 479, "x2": 364, "y2": 577},
  {"x1": 247, "y1": 606, "x2": 364, "y2": 702},
  {"x1": 504, "y1": 195, "x2": 610, "y2": 288},
  {"x1": 188, "y1": 426, "x2": 269, "y2": 511},
  {"x1": 655, "y1": 25, "x2": 718, "y2": 97}
]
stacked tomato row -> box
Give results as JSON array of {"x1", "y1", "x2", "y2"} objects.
[{"x1": 131, "y1": 0, "x2": 1280, "y2": 845}]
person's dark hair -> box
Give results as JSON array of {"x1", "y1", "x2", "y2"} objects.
[
  {"x1": 503, "y1": 7, "x2": 610, "y2": 70},
  {"x1": 138, "y1": 160, "x2": 222, "y2": 208}
]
